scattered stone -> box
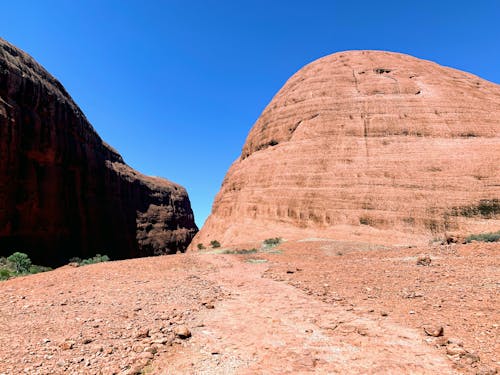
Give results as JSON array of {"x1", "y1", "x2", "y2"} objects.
[
  {"x1": 446, "y1": 344, "x2": 466, "y2": 356},
  {"x1": 434, "y1": 336, "x2": 448, "y2": 346},
  {"x1": 82, "y1": 338, "x2": 93, "y2": 345},
  {"x1": 137, "y1": 351, "x2": 154, "y2": 360},
  {"x1": 135, "y1": 328, "x2": 150, "y2": 339},
  {"x1": 463, "y1": 352, "x2": 480, "y2": 365},
  {"x1": 145, "y1": 346, "x2": 158, "y2": 355},
  {"x1": 423, "y1": 325, "x2": 444, "y2": 337},
  {"x1": 132, "y1": 344, "x2": 143, "y2": 353},
  {"x1": 173, "y1": 325, "x2": 191, "y2": 339},
  {"x1": 475, "y1": 366, "x2": 498, "y2": 375},
  {"x1": 380, "y1": 311, "x2": 388, "y2": 317},
  {"x1": 202, "y1": 301, "x2": 215, "y2": 309},
  {"x1": 59, "y1": 341, "x2": 75, "y2": 350},
  {"x1": 447, "y1": 337, "x2": 464, "y2": 347},
  {"x1": 402, "y1": 290, "x2": 424, "y2": 299},
  {"x1": 417, "y1": 256, "x2": 432, "y2": 266}
]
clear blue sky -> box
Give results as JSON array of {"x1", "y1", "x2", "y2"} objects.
[{"x1": 1, "y1": 1, "x2": 499, "y2": 227}]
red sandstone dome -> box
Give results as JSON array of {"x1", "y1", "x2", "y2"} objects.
[{"x1": 193, "y1": 50, "x2": 500, "y2": 248}]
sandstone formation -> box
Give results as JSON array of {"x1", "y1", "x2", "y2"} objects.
[
  {"x1": 0, "y1": 38, "x2": 197, "y2": 266},
  {"x1": 194, "y1": 51, "x2": 500, "y2": 247}
]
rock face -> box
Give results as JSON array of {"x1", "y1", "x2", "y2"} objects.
[
  {"x1": 194, "y1": 51, "x2": 500, "y2": 247},
  {"x1": 0, "y1": 38, "x2": 197, "y2": 266}
]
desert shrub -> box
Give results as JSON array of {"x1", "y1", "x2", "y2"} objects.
[
  {"x1": 7, "y1": 252, "x2": 32, "y2": 273},
  {"x1": 69, "y1": 256, "x2": 82, "y2": 264},
  {"x1": 79, "y1": 254, "x2": 110, "y2": 266},
  {"x1": 28, "y1": 265, "x2": 52, "y2": 274},
  {"x1": 465, "y1": 231, "x2": 500, "y2": 243},
  {"x1": 210, "y1": 240, "x2": 221, "y2": 248},
  {"x1": 197, "y1": 243, "x2": 205, "y2": 250},
  {"x1": 0, "y1": 268, "x2": 12, "y2": 280},
  {"x1": 222, "y1": 248, "x2": 258, "y2": 255},
  {"x1": 451, "y1": 199, "x2": 500, "y2": 218},
  {"x1": 263, "y1": 237, "x2": 282, "y2": 247}
]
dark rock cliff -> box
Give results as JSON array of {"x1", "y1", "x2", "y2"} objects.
[{"x1": 0, "y1": 38, "x2": 197, "y2": 266}]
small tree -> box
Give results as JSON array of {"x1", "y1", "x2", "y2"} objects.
[
  {"x1": 7, "y1": 252, "x2": 32, "y2": 273},
  {"x1": 210, "y1": 240, "x2": 221, "y2": 248}
]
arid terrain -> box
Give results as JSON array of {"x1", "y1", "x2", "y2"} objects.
[
  {"x1": 1, "y1": 239, "x2": 498, "y2": 374},
  {"x1": 0, "y1": 36, "x2": 498, "y2": 375}
]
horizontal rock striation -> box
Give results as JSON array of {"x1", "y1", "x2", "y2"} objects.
[
  {"x1": 0, "y1": 38, "x2": 197, "y2": 266},
  {"x1": 194, "y1": 51, "x2": 500, "y2": 247}
]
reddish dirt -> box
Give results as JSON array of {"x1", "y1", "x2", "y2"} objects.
[{"x1": 0, "y1": 240, "x2": 498, "y2": 374}]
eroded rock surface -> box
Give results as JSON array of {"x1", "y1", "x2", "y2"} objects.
[
  {"x1": 0, "y1": 38, "x2": 197, "y2": 265},
  {"x1": 194, "y1": 51, "x2": 500, "y2": 247}
]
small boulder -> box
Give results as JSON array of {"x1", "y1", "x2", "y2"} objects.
[
  {"x1": 173, "y1": 325, "x2": 191, "y2": 339},
  {"x1": 59, "y1": 341, "x2": 75, "y2": 350},
  {"x1": 417, "y1": 256, "x2": 432, "y2": 266},
  {"x1": 423, "y1": 325, "x2": 444, "y2": 337},
  {"x1": 446, "y1": 344, "x2": 466, "y2": 356}
]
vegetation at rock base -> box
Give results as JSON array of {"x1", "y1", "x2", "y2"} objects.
[
  {"x1": 263, "y1": 237, "x2": 282, "y2": 247},
  {"x1": 222, "y1": 248, "x2": 258, "y2": 255},
  {"x1": 69, "y1": 254, "x2": 110, "y2": 266},
  {"x1": 197, "y1": 243, "x2": 206, "y2": 250},
  {"x1": 210, "y1": 240, "x2": 221, "y2": 248},
  {"x1": 0, "y1": 252, "x2": 52, "y2": 281},
  {"x1": 465, "y1": 231, "x2": 500, "y2": 243}
]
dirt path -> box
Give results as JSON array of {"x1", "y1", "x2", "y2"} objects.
[{"x1": 152, "y1": 254, "x2": 455, "y2": 374}]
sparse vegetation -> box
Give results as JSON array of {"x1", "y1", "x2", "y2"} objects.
[
  {"x1": 7, "y1": 252, "x2": 32, "y2": 273},
  {"x1": 451, "y1": 199, "x2": 500, "y2": 219},
  {"x1": 69, "y1": 254, "x2": 110, "y2": 266},
  {"x1": 222, "y1": 248, "x2": 258, "y2": 255},
  {"x1": 197, "y1": 243, "x2": 206, "y2": 250},
  {"x1": 465, "y1": 231, "x2": 500, "y2": 243},
  {"x1": 263, "y1": 237, "x2": 282, "y2": 247},
  {"x1": 210, "y1": 240, "x2": 221, "y2": 248},
  {"x1": 0, "y1": 252, "x2": 52, "y2": 281}
]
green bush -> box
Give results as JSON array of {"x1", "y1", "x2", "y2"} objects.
[
  {"x1": 7, "y1": 252, "x2": 32, "y2": 273},
  {"x1": 0, "y1": 268, "x2": 12, "y2": 280},
  {"x1": 69, "y1": 257, "x2": 82, "y2": 264},
  {"x1": 197, "y1": 243, "x2": 205, "y2": 250},
  {"x1": 28, "y1": 265, "x2": 52, "y2": 274},
  {"x1": 210, "y1": 240, "x2": 221, "y2": 248},
  {"x1": 263, "y1": 237, "x2": 282, "y2": 247},
  {"x1": 465, "y1": 231, "x2": 500, "y2": 243},
  {"x1": 222, "y1": 248, "x2": 258, "y2": 255},
  {"x1": 0, "y1": 252, "x2": 52, "y2": 281},
  {"x1": 78, "y1": 254, "x2": 110, "y2": 266}
]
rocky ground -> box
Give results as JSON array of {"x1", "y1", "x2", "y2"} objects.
[{"x1": 0, "y1": 240, "x2": 498, "y2": 374}]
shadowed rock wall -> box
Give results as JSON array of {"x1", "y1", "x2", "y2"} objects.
[{"x1": 0, "y1": 38, "x2": 197, "y2": 266}]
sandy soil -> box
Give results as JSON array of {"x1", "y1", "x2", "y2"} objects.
[{"x1": 0, "y1": 240, "x2": 498, "y2": 374}]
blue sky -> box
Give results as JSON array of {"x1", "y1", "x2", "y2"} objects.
[{"x1": 1, "y1": 1, "x2": 499, "y2": 226}]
